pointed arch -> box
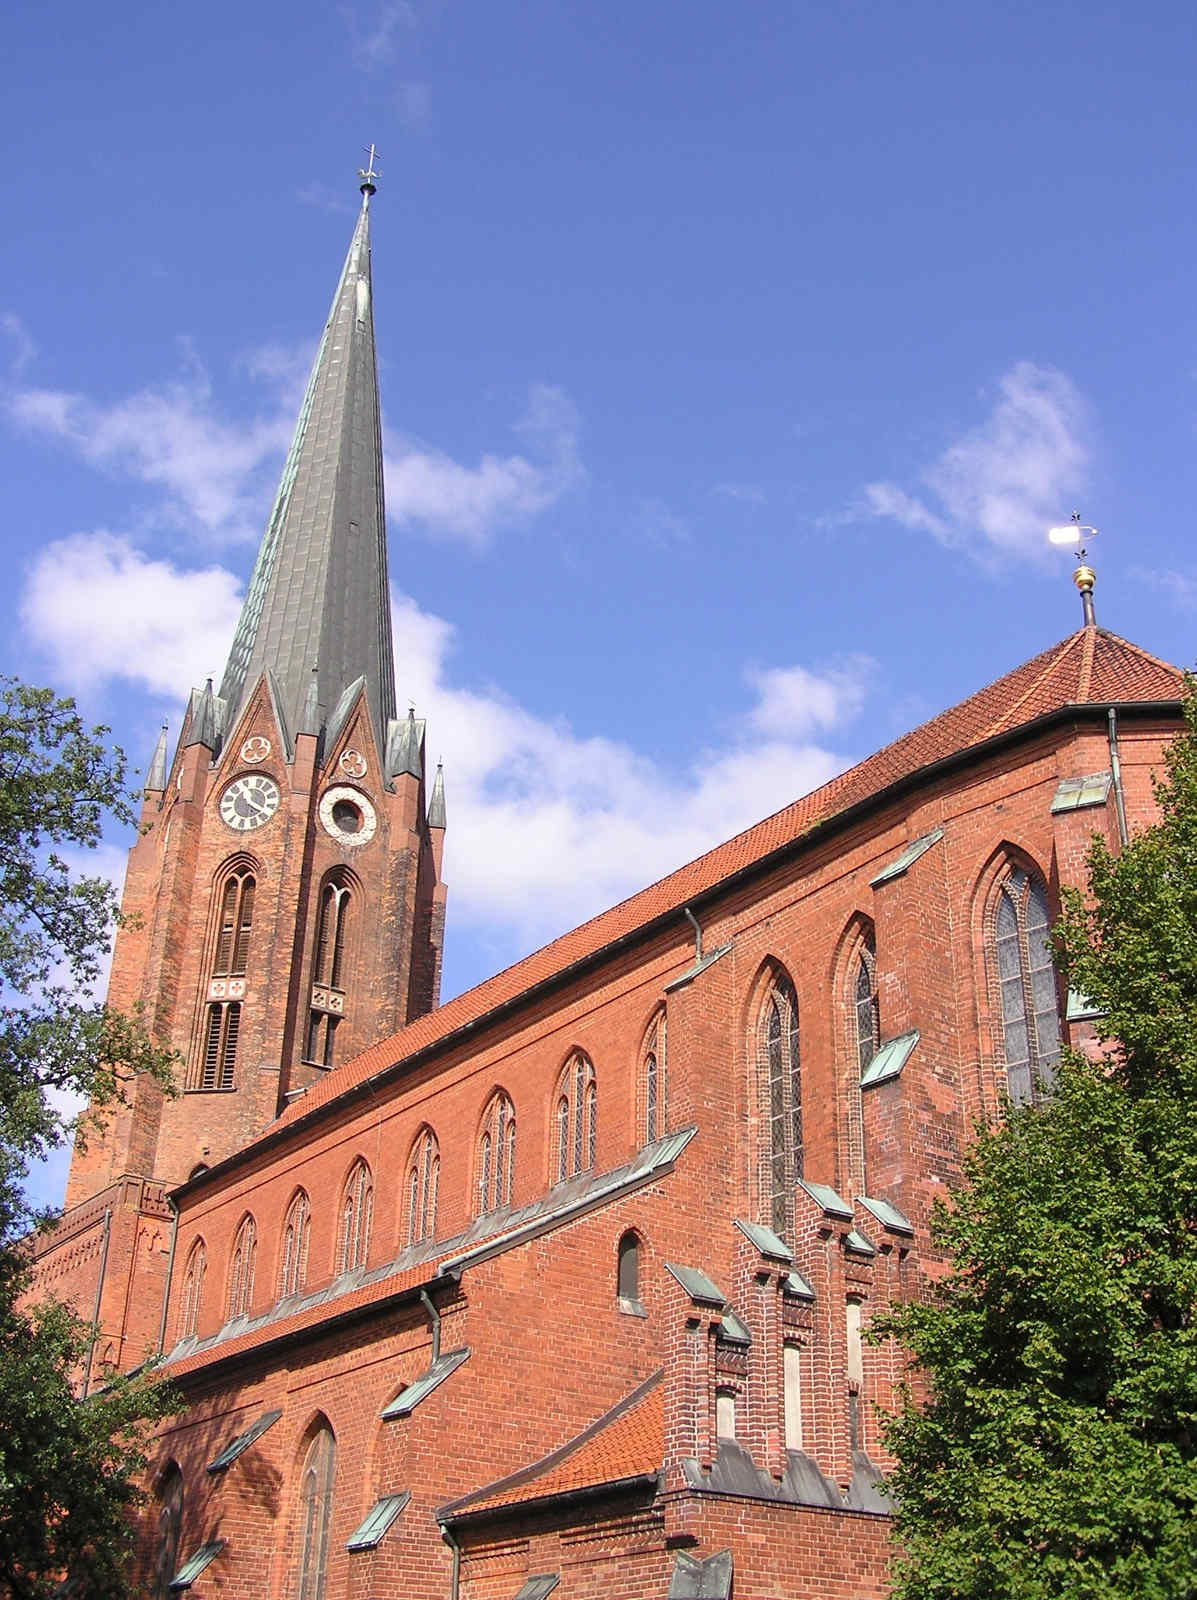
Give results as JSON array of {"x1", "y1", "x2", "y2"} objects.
[
  {"x1": 553, "y1": 1052, "x2": 596, "y2": 1183},
  {"x1": 337, "y1": 1158, "x2": 373, "y2": 1274},
  {"x1": 981, "y1": 850, "x2": 1061, "y2": 1106},
  {"x1": 641, "y1": 1008, "x2": 667, "y2": 1144},
  {"x1": 751, "y1": 962, "x2": 802, "y2": 1237},
  {"x1": 151, "y1": 1461, "x2": 184, "y2": 1600},
  {"x1": 293, "y1": 1417, "x2": 336, "y2": 1600},
  {"x1": 406, "y1": 1127, "x2": 440, "y2": 1244},
  {"x1": 227, "y1": 1212, "x2": 257, "y2": 1318},
  {"x1": 617, "y1": 1228, "x2": 644, "y2": 1305},
  {"x1": 306, "y1": 866, "x2": 362, "y2": 1069},
  {"x1": 179, "y1": 1238, "x2": 206, "y2": 1338},
  {"x1": 279, "y1": 1189, "x2": 311, "y2": 1298},
  {"x1": 475, "y1": 1092, "x2": 515, "y2": 1215},
  {"x1": 835, "y1": 917, "x2": 877, "y2": 1197}
]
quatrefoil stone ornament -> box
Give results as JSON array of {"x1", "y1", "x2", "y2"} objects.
[{"x1": 339, "y1": 748, "x2": 367, "y2": 779}]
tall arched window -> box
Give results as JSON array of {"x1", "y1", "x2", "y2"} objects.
[
  {"x1": 642, "y1": 1010, "x2": 667, "y2": 1144},
  {"x1": 992, "y1": 865, "x2": 1061, "y2": 1106},
  {"x1": 758, "y1": 973, "x2": 801, "y2": 1237},
  {"x1": 337, "y1": 1159, "x2": 373, "y2": 1274},
  {"x1": 617, "y1": 1230, "x2": 640, "y2": 1303},
  {"x1": 295, "y1": 1423, "x2": 336, "y2": 1600},
  {"x1": 307, "y1": 874, "x2": 354, "y2": 1069},
  {"x1": 554, "y1": 1054, "x2": 597, "y2": 1183},
  {"x1": 476, "y1": 1093, "x2": 515, "y2": 1215},
  {"x1": 854, "y1": 932, "x2": 880, "y2": 1076},
  {"x1": 179, "y1": 1239, "x2": 206, "y2": 1338},
  {"x1": 280, "y1": 1190, "x2": 311, "y2": 1298},
  {"x1": 407, "y1": 1129, "x2": 440, "y2": 1244},
  {"x1": 152, "y1": 1463, "x2": 184, "y2": 1600},
  {"x1": 227, "y1": 1214, "x2": 257, "y2": 1318},
  {"x1": 213, "y1": 869, "x2": 255, "y2": 977}
]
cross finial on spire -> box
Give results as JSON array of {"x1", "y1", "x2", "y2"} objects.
[{"x1": 358, "y1": 144, "x2": 381, "y2": 203}]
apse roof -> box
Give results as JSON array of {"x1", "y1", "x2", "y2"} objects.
[
  {"x1": 439, "y1": 1372, "x2": 663, "y2": 1521},
  {"x1": 239, "y1": 625, "x2": 1182, "y2": 1144}
]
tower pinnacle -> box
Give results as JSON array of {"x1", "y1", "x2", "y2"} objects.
[{"x1": 358, "y1": 143, "x2": 381, "y2": 201}]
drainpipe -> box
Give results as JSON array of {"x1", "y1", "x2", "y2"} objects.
[
  {"x1": 81, "y1": 1207, "x2": 112, "y2": 1399},
  {"x1": 1107, "y1": 708, "x2": 1130, "y2": 848},
  {"x1": 683, "y1": 906, "x2": 702, "y2": 963},
  {"x1": 419, "y1": 1287, "x2": 442, "y2": 1364},
  {"x1": 157, "y1": 1197, "x2": 180, "y2": 1356},
  {"x1": 441, "y1": 1522, "x2": 461, "y2": 1600}
]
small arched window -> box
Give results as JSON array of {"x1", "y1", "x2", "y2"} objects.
[
  {"x1": 193, "y1": 1000, "x2": 241, "y2": 1091},
  {"x1": 407, "y1": 1129, "x2": 440, "y2": 1244},
  {"x1": 854, "y1": 933, "x2": 880, "y2": 1076},
  {"x1": 992, "y1": 865, "x2": 1061, "y2": 1106},
  {"x1": 152, "y1": 1463, "x2": 184, "y2": 1600},
  {"x1": 295, "y1": 1424, "x2": 335, "y2": 1600},
  {"x1": 476, "y1": 1093, "x2": 515, "y2": 1215},
  {"x1": 642, "y1": 1010, "x2": 667, "y2": 1144},
  {"x1": 213, "y1": 870, "x2": 255, "y2": 978},
  {"x1": 314, "y1": 879, "x2": 352, "y2": 990},
  {"x1": 307, "y1": 873, "x2": 354, "y2": 1069},
  {"x1": 280, "y1": 1190, "x2": 311, "y2": 1298},
  {"x1": 337, "y1": 1159, "x2": 373, "y2": 1274},
  {"x1": 757, "y1": 973, "x2": 801, "y2": 1237},
  {"x1": 179, "y1": 1239, "x2": 206, "y2": 1338},
  {"x1": 555, "y1": 1054, "x2": 597, "y2": 1183},
  {"x1": 617, "y1": 1231, "x2": 640, "y2": 1304},
  {"x1": 227, "y1": 1214, "x2": 257, "y2": 1318}
]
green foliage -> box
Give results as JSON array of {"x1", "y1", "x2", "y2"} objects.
[
  {"x1": 0, "y1": 681, "x2": 177, "y2": 1596},
  {"x1": 878, "y1": 691, "x2": 1197, "y2": 1599}
]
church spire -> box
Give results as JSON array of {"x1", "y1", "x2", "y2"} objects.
[{"x1": 218, "y1": 162, "x2": 397, "y2": 756}]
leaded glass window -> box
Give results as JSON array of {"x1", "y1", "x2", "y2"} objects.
[
  {"x1": 280, "y1": 1190, "x2": 310, "y2": 1297},
  {"x1": 555, "y1": 1055, "x2": 596, "y2": 1181},
  {"x1": 407, "y1": 1129, "x2": 439, "y2": 1243},
  {"x1": 295, "y1": 1425, "x2": 335, "y2": 1600},
  {"x1": 338, "y1": 1159, "x2": 373, "y2": 1272},
  {"x1": 227, "y1": 1214, "x2": 256, "y2": 1318},
  {"x1": 993, "y1": 866, "x2": 1060, "y2": 1105},
  {"x1": 476, "y1": 1093, "x2": 515, "y2": 1214},
  {"x1": 759, "y1": 975, "x2": 801, "y2": 1237}
]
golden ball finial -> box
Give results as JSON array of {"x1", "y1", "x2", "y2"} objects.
[{"x1": 1073, "y1": 563, "x2": 1096, "y2": 593}]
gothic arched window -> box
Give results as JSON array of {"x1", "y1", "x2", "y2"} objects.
[
  {"x1": 554, "y1": 1054, "x2": 596, "y2": 1183},
  {"x1": 227, "y1": 1214, "x2": 257, "y2": 1319},
  {"x1": 295, "y1": 1424, "x2": 336, "y2": 1600},
  {"x1": 179, "y1": 1239, "x2": 206, "y2": 1338},
  {"x1": 476, "y1": 1093, "x2": 515, "y2": 1215},
  {"x1": 213, "y1": 869, "x2": 255, "y2": 978},
  {"x1": 280, "y1": 1190, "x2": 311, "y2": 1298},
  {"x1": 757, "y1": 973, "x2": 801, "y2": 1237},
  {"x1": 337, "y1": 1159, "x2": 373, "y2": 1274},
  {"x1": 152, "y1": 1463, "x2": 184, "y2": 1600},
  {"x1": 642, "y1": 1010, "x2": 666, "y2": 1144},
  {"x1": 407, "y1": 1129, "x2": 440, "y2": 1244},
  {"x1": 194, "y1": 1001, "x2": 241, "y2": 1091},
  {"x1": 992, "y1": 865, "x2": 1061, "y2": 1106},
  {"x1": 307, "y1": 874, "x2": 354, "y2": 1068},
  {"x1": 854, "y1": 933, "x2": 880, "y2": 1076}
]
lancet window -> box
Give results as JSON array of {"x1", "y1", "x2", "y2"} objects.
[
  {"x1": 337, "y1": 1159, "x2": 373, "y2": 1274},
  {"x1": 306, "y1": 874, "x2": 353, "y2": 1070},
  {"x1": 642, "y1": 1010, "x2": 666, "y2": 1144},
  {"x1": 179, "y1": 1239, "x2": 206, "y2": 1338},
  {"x1": 279, "y1": 1190, "x2": 311, "y2": 1298},
  {"x1": 854, "y1": 932, "x2": 880, "y2": 1076},
  {"x1": 295, "y1": 1424, "x2": 336, "y2": 1600},
  {"x1": 227, "y1": 1214, "x2": 257, "y2": 1319},
  {"x1": 152, "y1": 1464, "x2": 184, "y2": 1600},
  {"x1": 757, "y1": 972, "x2": 801, "y2": 1237},
  {"x1": 992, "y1": 864, "x2": 1061, "y2": 1106},
  {"x1": 407, "y1": 1128, "x2": 440, "y2": 1244},
  {"x1": 213, "y1": 869, "x2": 255, "y2": 977},
  {"x1": 554, "y1": 1054, "x2": 596, "y2": 1183},
  {"x1": 476, "y1": 1094, "x2": 515, "y2": 1215}
]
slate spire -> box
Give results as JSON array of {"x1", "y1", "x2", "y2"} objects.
[
  {"x1": 218, "y1": 176, "x2": 397, "y2": 756},
  {"x1": 144, "y1": 722, "x2": 169, "y2": 792}
]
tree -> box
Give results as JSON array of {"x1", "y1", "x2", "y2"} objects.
[
  {"x1": 0, "y1": 681, "x2": 177, "y2": 1598},
  {"x1": 877, "y1": 693, "x2": 1197, "y2": 1599}
]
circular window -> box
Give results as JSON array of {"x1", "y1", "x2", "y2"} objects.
[{"x1": 331, "y1": 798, "x2": 362, "y2": 834}]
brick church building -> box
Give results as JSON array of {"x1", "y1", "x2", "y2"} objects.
[{"x1": 29, "y1": 168, "x2": 1187, "y2": 1599}]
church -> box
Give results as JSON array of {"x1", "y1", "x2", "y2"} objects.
[{"x1": 29, "y1": 163, "x2": 1186, "y2": 1600}]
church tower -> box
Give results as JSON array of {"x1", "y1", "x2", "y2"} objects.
[{"x1": 65, "y1": 163, "x2": 447, "y2": 1207}]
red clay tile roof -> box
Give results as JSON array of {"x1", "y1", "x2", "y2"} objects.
[
  {"x1": 443, "y1": 1372, "x2": 663, "y2": 1518},
  {"x1": 264, "y1": 626, "x2": 1181, "y2": 1136}
]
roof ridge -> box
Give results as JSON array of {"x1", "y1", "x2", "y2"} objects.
[
  {"x1": 1094, "y1": 625, "x2": 1187, "y2": 678},
  {"x1": 1076, "y1": 624, "x2": 1096, "y2": 702},
  {"x1": 978, "y1": 629, "x2": 1084, "y2": 741}
]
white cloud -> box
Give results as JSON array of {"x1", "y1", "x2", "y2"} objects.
[
  {"x1": 21, "y1": 533, "x2": 244, "y2": 698},
  {"x1": 392, "y1": 590, "x2": 869, "y2": 947},
  {"x1": 7, "y1": 353, "x2": 293, "y2": 542},
  {"x1": 386, "y1": 383, "x2": 585, "y2": 546},
  {"x1": 864, "y1": 362, "x2": 1092, "y2": 565},
  {"x1": 1, "y1": 312, "x2": 35, "y2": 377},
  {"x1": 344, "y1": 0, "x2": 417, "y2": 71}
]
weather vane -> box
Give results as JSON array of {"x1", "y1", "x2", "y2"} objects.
[
  {"x1": 358, "y1": 144, "x2": 382, "y2": 201},
  {"x1": 1047, "y1": 510, "x2": 1100, "y2": 627}
]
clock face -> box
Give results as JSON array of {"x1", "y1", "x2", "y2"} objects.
[
  {"x1": 319, "y1": 785, "x2": 377, "y2": 847},
  {"x1": 219, "y1": 774, "x2": 281, "y2": 832}
]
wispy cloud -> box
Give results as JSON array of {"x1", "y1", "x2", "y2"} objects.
[
  {"x1": 385, "y1": 383, "x2": 585, "y2": 546},
  {"x1": 632, "y1": 497, "x2": 691, "y2": 547},
  {"x1": 344, "y1": 0, "x2": 417, "y2": 71},
  {"x1": 1129, "y1": 565, "x2": 1197, "y2": 611},
  {"x1": 1, "y1": 312, "x2": 35, "y2": 377},
  {"x1": 713, "y1": 482, "x2": 767, "y2": 505},
  {"x1": 863, "y1": 362, "x2": 1092, "y2": 567}
]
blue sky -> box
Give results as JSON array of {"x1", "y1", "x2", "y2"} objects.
[{"x1": 3, "y1": 1, "x2": 1195, "y2": 1205}]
